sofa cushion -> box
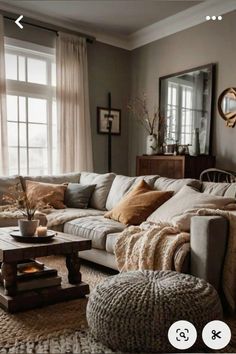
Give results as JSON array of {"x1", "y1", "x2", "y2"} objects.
[
  {"x1": 26, "y1": 180, "x2": 67, "y2": 209},
  {"x1": 154, "y1": 177, "x2": 201, "y2": 194},
  {"x1": 0, "y1": 175, "x2": 21, "y2": 206},
  {"x1": 105, "y1": 180, "x2": 173, "y2": 225},
  {"x1": 202, "y1": 182, "x2": 236, "y2": 198},
  {"x1": 106, "y1": 232, "x2": 120, "y2": 254},
  {"x1": 64, "y1": 183, "x2": 96, "y2": 208},
  {"x1": 64, "y1": 215, "x2": 125, "y2": 250},
  {"x1": 147, "y1": 185, "x2": 236, "y2": 224},
  {"x1": 105, "y1": 174, "x2": 159, "y2": 210},
  {"x1": 46, "y1": 208, "x2": 105, "y2": 228},
  {"x1": 80, "y1": 172, "x2": 115, "y2": 210},
  {"x1": 21, "y1": 172, "x2": 80, "y2": 190}
]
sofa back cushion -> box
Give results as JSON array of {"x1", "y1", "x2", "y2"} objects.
[
  {"x1": 21, "y1": 172, "x2": 80, "y2": 190},
  {"x1": 105, "y1": 174, "x2": 159, "y2": 210},
  {"x1": 202, "y1": 182, "x2": 236, "y2": 198},
  {"x1": 80, "y1": 172, "x2": 116, "y2": 210},
  {"x1": 0, "y1": 175, "x2": 22, "y2": 206},
  {"x1": 147, "y1": 185, "x2": 236, "y2": 224},
  {"x1": 154, "y1": 177, "x2": 201, "y2": 194}
]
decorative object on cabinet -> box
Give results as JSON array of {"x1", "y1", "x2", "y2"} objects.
[
  {"x1": 159, "y1": 63, "x2": 215, "y2": 155},
  {"x1": 218, "y1": 87, "x2": 236, "y2": 127},
  {"x1": 136, "y1": 155, "x2": 215, "y2": 179},
  {"x1": 127, "y1": 94, "x2": 165, "y2": 155},
  {"x1": 190, "y1": 128, "x2": 200, "y2": 156}
]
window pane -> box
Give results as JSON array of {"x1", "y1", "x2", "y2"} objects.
[
  {"x1": 7, "y1": 122, "x2": 18, "y2": 147},
  {"x1": 28, "y1": 98, "x2": 47, "y2": 123},
  {"x1": 7, "y1": 95, "x2": 17, "y2": 121},
  {"x1": 19, "y1": 56, "x2": 26, "y2": 81},
  {"x1": 20, "y1": 147, "x2": 27, "y2": 175},
  {"x1": 51, "y1": 62, "x2": 56, "y2": 86},
  {"x1": 8, "y1": 147, "x2": 18, "y2": 173},
  {"x1": 19, "y1": 96, "x2": 26, "y2": 122},
  {"x1": 5, "y1": 53, "x2": 17, "y2": 80},
  {"x1": 27, "y1": 58, "x2": 47, "y2": 85},
  {"x1": 29, "y1": 148, "x2": 47, "y2": 175},
  {"x1": 19, "y1": 123, "x2": 26, "y2": 147},
  {"x1": 29, "y1": 124, "x2": 47, "y2": 147}
]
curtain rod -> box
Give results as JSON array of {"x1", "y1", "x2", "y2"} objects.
[{"x1": 1, "y1": 10, "x2": 95, "y2": 43}]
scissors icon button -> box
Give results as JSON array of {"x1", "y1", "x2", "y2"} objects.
[
  {"x1": 202, "y1": 321, "x2": 231, "y2": 350},
  {"x1": 212, "y1": 330, "x2": 221, "y2": 340}
]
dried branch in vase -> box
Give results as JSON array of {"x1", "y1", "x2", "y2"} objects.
[
  {"x1": 2, "y1": 183, "x2": 52, "y2": 220},
  {"x1": 127, "y1": 94, "x2": 164, "y2": 136}
]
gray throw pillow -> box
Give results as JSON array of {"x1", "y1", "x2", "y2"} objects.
[{"x1": 65, "y1": 183, "x2": 96, "y2": 209}]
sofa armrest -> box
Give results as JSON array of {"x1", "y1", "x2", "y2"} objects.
[{"x1": 190, "y1": 215, "x2": 228, "y2": 291}]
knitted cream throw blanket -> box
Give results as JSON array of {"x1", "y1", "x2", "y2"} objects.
[{"x1": 115, "y1": 207, "x2": 236, "y2": 312}]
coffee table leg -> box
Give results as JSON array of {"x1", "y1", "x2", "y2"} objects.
[
  {"x1": 1, "y1": 262, "x2": 17, "y2": 296},
  {"x1": 66, "y1": 252, "x2": 81, "y2": 284}
]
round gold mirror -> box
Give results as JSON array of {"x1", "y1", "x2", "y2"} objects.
[{"x1": 218, "y1": 87, "x2": 236, "y2": 127}]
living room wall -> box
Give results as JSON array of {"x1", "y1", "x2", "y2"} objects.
[
  {"x1": 128, "y1": 10, "x2": 236, "y2": 175},
  {"x1": 87, "y1": 41, "x2": 130, "y2": 175}
]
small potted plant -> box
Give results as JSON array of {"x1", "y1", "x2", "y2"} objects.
[{"x1": 3, "y1": 183, "x2": 48, "y2": 236}]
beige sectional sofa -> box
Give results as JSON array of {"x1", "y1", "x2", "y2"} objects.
[{"x1": 0, "y1": 171, "x2": 235, "y2": 290}]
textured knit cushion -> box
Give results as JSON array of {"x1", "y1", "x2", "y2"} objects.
[
  {"x1": 26, "y1": 180, "x2": 67, "y2": 209},
  {"x1": 87, "y1": 270, "x2": 222, "y2": 353},
  {"x1": 148, "y1": 185, "x2": 236, "y2": 224},
  {"x1": 64, "y1": 183, "x2": 96, "y2": 208},
  {"x1": 104, "y1": 180, "x2": 173, "y2": 225}
]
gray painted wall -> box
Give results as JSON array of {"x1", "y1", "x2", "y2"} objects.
[
  {"x1": 87, "y1": 41, "x2": 130, "y2": 174},
  {"x1": 129, "y1": 10, "x2": 236, "y2": 175}
]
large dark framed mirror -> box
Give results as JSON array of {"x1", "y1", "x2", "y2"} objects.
[{"x1": 159, "y1": 63, "x2": 215, "y2": 154}]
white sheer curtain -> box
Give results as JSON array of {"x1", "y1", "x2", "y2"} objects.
[
  {"x1": 56, "y1": 32, "x2": 93, "y2": 173},
  {"x1": 0, "y1": 15, "x2": 8, "y2": 176}
]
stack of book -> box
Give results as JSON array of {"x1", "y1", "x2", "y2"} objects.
[{"x1": 1, "y1": 260, "x2": 61, "y2": 292}]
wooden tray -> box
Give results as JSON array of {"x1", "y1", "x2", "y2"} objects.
[{"x1": 10, "y1": 230, "x2": 56, "y2": 243}]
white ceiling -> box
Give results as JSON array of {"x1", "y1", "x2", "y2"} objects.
[
  {"x1": 0, "y1": 0, "x2": 236, "y2": 49},
  {"x1": 1, "y1": 0, "x2": 203, "y2": 36}
]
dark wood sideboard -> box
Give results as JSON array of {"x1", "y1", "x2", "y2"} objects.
[{"x1": 136, "y1": 155, "x2": 215, "y2": 179}]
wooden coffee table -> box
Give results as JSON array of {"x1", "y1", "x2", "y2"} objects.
[{"x1": 0, "y1": 227, "x2": 91, "y2": 313}]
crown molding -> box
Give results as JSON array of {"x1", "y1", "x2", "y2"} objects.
[
  {"x1": 129, "y1": 0, "x2": 236, "y2": 50},
  {"x1": 0, "y1": 0, "x2": 236, "y2": 51}
]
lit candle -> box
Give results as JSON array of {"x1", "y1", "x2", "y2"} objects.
[{"x1": 36, "y1": 226, "x2": 47, "y2": 237}]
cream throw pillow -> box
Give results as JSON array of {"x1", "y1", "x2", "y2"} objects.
[
  {"x1": 147, "y1": 185, "x2": 236, "y2": 224},
  {"x1": 104, "y1": 180, "x2": 173, "y2": 225}
]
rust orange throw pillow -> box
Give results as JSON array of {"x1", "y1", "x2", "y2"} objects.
[
  {"x1": 26, "y1": 180, "x2": 67, "y2": 209},
  {"x1": 104, "y1": 180, "x2": 173, "y2": 225}
]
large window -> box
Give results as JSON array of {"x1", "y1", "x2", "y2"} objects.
[{"x1": 5, "y1": 38, "x2": 57, "y2": 176}]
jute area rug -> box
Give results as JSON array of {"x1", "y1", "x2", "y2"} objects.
[
  {"x1": 0, "y1": 256, "x2": 117, "y2": 354},
  {"x1": 0, "y1": 256, "x2": 236, "y2": 353}
]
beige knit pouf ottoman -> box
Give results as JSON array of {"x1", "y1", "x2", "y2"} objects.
[{"x1": 86, "y1": 270, "x2": 223, "y2": 353}]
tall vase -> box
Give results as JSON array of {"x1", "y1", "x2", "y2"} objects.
[
  {"x1": 146, "y1": 134, "x2": 158, "y2": 155},
  {"x1": 190, "y1": 128, "x2": 200, "y2": 156}
]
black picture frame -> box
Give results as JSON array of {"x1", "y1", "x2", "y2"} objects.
[{"x1": 97, "y1": 107, "x2": 121, "y2": 135}]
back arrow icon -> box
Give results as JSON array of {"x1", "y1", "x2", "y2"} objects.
[{"x1": 15, "y1": 15, "x2": 23, "y2": 29}]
